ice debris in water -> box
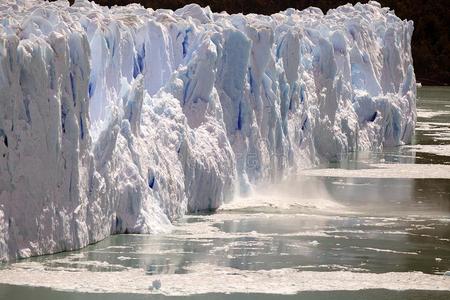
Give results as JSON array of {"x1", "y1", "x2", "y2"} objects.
[
  {"x1": 150, "y1": 279, "x2": 162, "y2": 291},
  {"x1": 309, "y1": 240, "x2": 320, "y2": 246},
  {"x1": 0, "y1": 0, "x2": 416, "y2": 261}
]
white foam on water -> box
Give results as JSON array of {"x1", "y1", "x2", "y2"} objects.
[
  {"x1": 41, "y1": 258, "x2": 129, "y2": 271},
  {"x1": 106, "y1": 246, "x2": 134, "y2": 250},
  {"x1": 220, "y1": 194, "x2": 343, "y2": 212},
  {"x1": 221, "y1": 176, "x2": 344, "y2": 212},
  {"x1": 331, "y1": 181, "x2": 372, "y2": 186},
  {"x1": 279, "y1": 231, "x2": 330, "y2": 237},
  {"x1": 414, "y1": 120, "x2": 450, "y2": 141},
  {"x1": 416, "y1": 109, "x2": 450, "y2": 119},
  {"x1": 299, "y1": 164, "x2": 450, "y2": 179},
  {"x1": 0, "y1": 262, "x2": 449, "y2": 295},
  {"x1": 362, "y1": 247, "x2": 418, "y2": 255},
  {"x1": 422, "y1": 132, "x2": 450, "y2": 141},
  {"x1": 404, "y1": 145, "x2": 450, "y2": 157},
  {"x1": 296, "y1": 264, "x2": 370, "y2": 272},
  {"x1": 420, "y1": 122, "x2": 450, "y2": 126},
  {"x1": 415, "y1": 122, "x2": 450, "y2": 132},
  {"x1": 117, "y1": 256, "x2": 135, "y2": 261}
]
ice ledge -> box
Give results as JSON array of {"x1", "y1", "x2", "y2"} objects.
[{"x1": 0, "y1": 0, "x2": 415, "y2": 261}]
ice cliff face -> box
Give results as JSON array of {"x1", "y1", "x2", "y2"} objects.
[{"x1": 0, "y1": 0, "x2": 415, "y2": 261}]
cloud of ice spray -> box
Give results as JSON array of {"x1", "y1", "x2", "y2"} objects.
[{"x1": 222, "y1": 173, "x2": 343, "y2": 212}]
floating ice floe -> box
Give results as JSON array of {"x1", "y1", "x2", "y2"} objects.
[
  {"x1": 0, "y1": 262, "x2": 449, "y2": 295},
  {"x1": 416, "y1": 109, "x2": 450, "y2": 119},
  {"x1": 404, "y1": 145, "x2": 450, "y2": 157},
  {"x1": 299, "y1": 164, "x2": 450, "y2": 179}
]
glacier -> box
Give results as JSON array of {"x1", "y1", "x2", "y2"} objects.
[{"x1": 0, "y1": 0, "x2": 416, "y2": 261}]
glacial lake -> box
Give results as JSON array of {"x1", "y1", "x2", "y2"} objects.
[{"x1": 1, "y1": 86, "x2": 450, "y2": 299}]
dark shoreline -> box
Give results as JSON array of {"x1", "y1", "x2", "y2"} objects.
[{"x1": 416, "y1": 78, "x2": 449, "y2": 87}]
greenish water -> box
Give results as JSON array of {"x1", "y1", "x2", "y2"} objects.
[
  {"x1": 0, "y1": 86, "x2": 449, "y2": 299},
  {"x1": 1, "y1": 287, "x2": 450, "y2": 300}
]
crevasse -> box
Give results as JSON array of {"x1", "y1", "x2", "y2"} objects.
[{"x1": 0, "y1": 0, "x2": 415, "y2": 261}]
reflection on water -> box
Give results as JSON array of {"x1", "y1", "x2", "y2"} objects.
[{"x1": 0, "y1": 87, "x2": 449, "y2": 298}]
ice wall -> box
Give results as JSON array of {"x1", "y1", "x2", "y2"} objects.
[{"x1": 0, "y1": 0, "x2": 415, "y2": 261}]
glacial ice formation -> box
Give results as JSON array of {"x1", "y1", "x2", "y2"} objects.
[{"x1": 0, "y1": 0, "x2": 415, "y2": 261}]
